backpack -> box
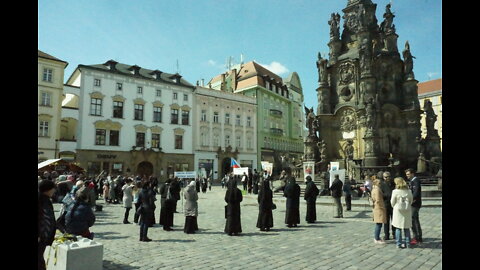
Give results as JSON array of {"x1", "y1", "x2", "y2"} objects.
[{"x1": 398, "y1": 195, "x2": 409, "y2": 211}]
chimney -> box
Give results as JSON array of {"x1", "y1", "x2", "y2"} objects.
[
  {"x1": 201, "y1": 79, "x2": 205, "y2": 87},
  {"x1": 221, "y1": 73, "x2": 226, "y2": 91}
]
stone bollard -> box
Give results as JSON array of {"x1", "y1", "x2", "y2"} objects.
[{"x1": 44, "y1": 236, "x2": 103, "y2": 270}]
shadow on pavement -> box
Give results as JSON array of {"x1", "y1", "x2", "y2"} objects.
[
  {"x1": 270, "y1": 228, "x2": 305, "y2": 232},
  {"x1": 345, "y1": 211, "x2": 371, "y2": 219},
  {"x1": 237, "y1": 232, "x2": 280, "y2": 236},
  {"x1": 304, "y1": 224, "x2": 334, "y2": 228},
  {"x1": 416, "y1": 238, "x2": 442, "y2": 250},
  {"x1": 94, "y1": 231, "x2": 129, "y2": 240},
  {"x1": 157, "y1": 239, "x2": 196, "y2": 243},
  {"x1": 103, "y1": 260, "x2": 140, "y2": 270}
]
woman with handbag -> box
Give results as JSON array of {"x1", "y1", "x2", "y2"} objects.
[{"x1": 256, "y1": 180, "x2": 274, "y2": 231}]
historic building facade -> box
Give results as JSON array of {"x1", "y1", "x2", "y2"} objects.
[
  {"x1": 193, "y1": 86, "x2": 257, "y2": 179},
  {"x1": 207, "y1": 61, "x2": 304, "y2": 176},
  {"x1": 418, "y1": 78, "x2": 442, "y2": 151},
  {"x1": 65, "y1": 60, "x2": 195, "y2": 178},
  {"x1": 38, "y1": 50, "x2": 68, "y2": 162}
]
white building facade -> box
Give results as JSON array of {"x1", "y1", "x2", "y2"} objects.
[
  {"x1": 66, "y1": 60, "x2": 195, "y2": 178},
  {"x1": 194, "y1": 86, "x2": 257, "y2": 180}
]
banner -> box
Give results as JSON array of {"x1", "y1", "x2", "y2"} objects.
[
  {"x1": 174, "y1": 171, "x2": 196, "y2": 179},
  {"x1": 330, "y1": 162, "x2": 340, "y2": 172},
  {"x1": 233, "y1": 167, "x2": 249, "y2": 175},
  {"x1": 261, "y1": 161, "x2": 273, "y2": 175},
  {"x1": 303, "y1": 161, "x2": 315, "y2": 182},
  {"x1": 329, "y1": 169, "x2": 345, "y2": 187}
]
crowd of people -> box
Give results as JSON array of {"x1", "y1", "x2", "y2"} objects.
[{"x1": 38, "y1": 167, "x2": 424, "y2": 269}]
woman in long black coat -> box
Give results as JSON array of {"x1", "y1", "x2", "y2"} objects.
[
  {"x1": 137, "y1": 180, "x2": 156, "y2": 241},
  {"x1": 304, "y1": 176, "x2": 320, "y2": 223},
  {"x1": 159, "y1": 179, "x2": 175, "y2": 231},
  {"x1": 283, "y1": 176, "x2": 301, "y2": 227},
  {"x1": 224, "y1": 177, "x2": 243, "y2": 236},
  {"x1": 256, "y1": 180, "x2": 274, "y2": 231}
]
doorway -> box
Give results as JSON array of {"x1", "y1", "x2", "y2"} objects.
[{"x1": 136, "y1": 161, "x2": 153, "y2": 177}]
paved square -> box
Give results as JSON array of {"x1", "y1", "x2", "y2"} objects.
[{"x1": 52, "y1": 187, "x2": 442, "y2": 270}]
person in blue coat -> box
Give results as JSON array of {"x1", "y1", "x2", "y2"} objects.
[{"x1": 65, "y1": 187, "x2": 96, "y2": 239}]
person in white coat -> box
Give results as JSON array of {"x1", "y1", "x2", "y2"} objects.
[
  {"x1": 183, "y1": 181, "x2": 199, "y2": 234},
  {"x1": 390, "y1": 177, "x2": 414, "y2": 249},
  {"x1": 122, "y1": 178, "x2": 134, "y2": 224}
]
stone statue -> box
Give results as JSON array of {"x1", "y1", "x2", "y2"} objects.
[
  {"x1": 357, "y1": 3, "x2": 366, "y2": 30},
  {"x1": 305, "y1": 106, "x2": 316, "y2": 137},
  {"x1": 416, "y1": 136, "x2": 426, "y2": 155},
  {"x1": 403, "y1": 41, "x2": 415, "y2": 79},
  {"x1": 344, "y1": 140, "x2": 354, "y2": 160},
  {"x1": 424, "y1": 99, "x2": 437, "y2": 136},
  {"x1": 318, "y1": 140, "x2": 327, "y2": 161},
  {"x1": 364, "y1": 97, "x2": 376, "y2": 134},
  {"x1": 380, "y1": 3, "x2": 395, "y2": 34},
  {"x1": 328, "y1": 13, "x2": 341, "y2": 41},
  {"x1": 316, "y1": 52, "x2": 328, "y2": 84}
]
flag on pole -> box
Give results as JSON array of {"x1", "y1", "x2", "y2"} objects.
[{"x1": 231, "y1": 158, "x2": 241, "y2": 168}]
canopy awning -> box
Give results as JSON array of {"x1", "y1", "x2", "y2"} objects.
[
  {"x1": 38, "y1": 158, "x2": 84, "y2": 172},
  {"x1": 38, "y1": 159, "x2": 62, "y2": 170}
]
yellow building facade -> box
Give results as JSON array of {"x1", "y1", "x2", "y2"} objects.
[
  {"x1": 418, "y1": 78, "x2": 442, "y2": 151},
  {"x1": 38, "y1": 50, "x2": 68, "y2": 162}
]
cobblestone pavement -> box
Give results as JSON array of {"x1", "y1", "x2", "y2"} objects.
[{"x1": 53, "y1": 187, "x2": 442, "y2": 270}]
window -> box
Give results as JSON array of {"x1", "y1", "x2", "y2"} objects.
[
  {"x1": 171, "y1": 109, "x2": 179, "y2": 124},
  {"x1": 41, "y1": 92, "x2": 51, "y2": 106},
  {"x1": 175, "y1": 135, "x2": 183, "y2": 149},
  {"x1": 156, "y1": 89, "x2": 161, "y2": 97},
  {"x1": 134, "y1": 104, "x2": 144, "y2": 120},
  {"x1": 213, "y1": 112, "x2": 219, "y2": 123},
  {"x1": 265, "y1": 80, "x2": 270, "y2": 90},
  {"x1": 182, "y1": 110, "x2": 189, "y2": 125},
  {"x1": 136, "y1": 132, "x2": 145, "y2": 147},
  {"x1": 94, "y1": 79, "x2": 101, "y2": 87},
  {"x1": 173, "y1": 93, "x2": 178, "y2": 100},
  {"x1": 201, "y1": 110, "x2": 207, "y2": 122},
  {"x1": 153, "y1": 107, "x2": 162, "y2": 122},
  {"x1": 184, "y1": 94, "x2": 188, "y2": 101},
  {"x1": 39, "y1": 121, "x2": 49, "y2": 136},
  {"x1": 137, "y1": 86, "x2": 143, "y2": 94},
  {"x1": 116, "y1": 83, "x2": 123, "y2": 91},
  {"x1": 236, "y1": 136, "x2": 241, "y2": 148},
  {"x1": 213, "y1": 134, "x2": 219, "y2": 146},
  {"x1": 43, "y1": 68, "x2": 53, "y2": 82},
  {"x1": 225, "y1": 135, "x2": 231, "y2": 147},
  {"x1": 247, "y1": 137, "x2": 252, "y2": 149},
  {"x1": 95, "y1": 129, "x2": 106, "y2": 145},
  {"x1": 109, "y1": 130, "x2": 119, "y2": 146},
  {"x1": 225, "y1": 113, "x2": 230, "y2": 125},
  {"x1": 90, "y1": 98, "x2": 102, "y2": 116},
  {"x1": 113, "y1": 101, "x2": 123, "y2": 118},
  {"x1": 152, "y1": 133, "x2": 160, "y2": 148},
  {"x1": 236, "y1": 115, "x2": 241, "y2": 126},
  {"x1": 247, "y1": 116, "x2": 251, "y2": 127}
]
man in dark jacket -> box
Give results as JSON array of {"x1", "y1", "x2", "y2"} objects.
[
  {"x1": 406, "y1": 168, "x2": 422, "y2": 245},
  {"x1": 65, "y1": 187, "x2": 96, "y2": 239},
  {"x1": 329, "y1": 174, "x2": 344, "y2": 218},
  {"x1": 284, "y1": 176, "x2": 301, "y2": 227},
  {"x1": 170, "y1": 177, "x2": 181, "y2": 213},
  {"x1": 38, "y1": 180, "x2": 57, "y2": 270},
  {"x1": 304, "y1": 176, "x2": 320, "y2": 223}
]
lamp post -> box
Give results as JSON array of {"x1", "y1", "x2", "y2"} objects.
[{"x1": 54, "y1": 139, "x2": 59, "y2": 159}]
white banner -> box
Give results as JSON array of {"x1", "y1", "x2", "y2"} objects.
[
  {"x1": 330, "y1": 162, "x2": 340, "y2": 172},
  {"x1": 329, "y1": 169, "x2": 345, "y2": 187},
  {"x1": 174, "y1": 171, "x2": 196, "y2": 179},
  {"x1": 261, "y1": 161, "x2": 273, "y2": 175},
  {"x1": 233, "y1": 167, "x2": 249, "y2": 175}
]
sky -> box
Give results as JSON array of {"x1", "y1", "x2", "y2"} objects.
[{"x1": 38, "y1": 0, "x2": 442, "y2": 110}]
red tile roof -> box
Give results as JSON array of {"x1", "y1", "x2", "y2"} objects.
[{"x1": 417, "y1": 78, "x2": 442, "y2": 95}]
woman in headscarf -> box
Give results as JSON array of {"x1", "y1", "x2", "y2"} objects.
[
  {"x1": 136, "y1": 180, "x2": 156, "y2": 242},
  {"x1": 184, "y1": 181, "x2": 199, "y2": 234},
  {"x1": 256, "y1": 179, "x2": 274, "y2": 231},
  {"x1": 159, "y1": 179, "x2": 174, "y2": 231},
  {"x1": 224, "y1": 176, "x2": 243, "y2": 236},
  {"x1": 283, "y1": 175, "x2": 301, "y2": 228},
  {"x1": 304, "y1": 176, "x2": 320, "y2": 223}
]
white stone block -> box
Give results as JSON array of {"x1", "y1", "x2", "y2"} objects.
[{"x1": 44, "y1": 237, "x2": 103, "y2": 270}]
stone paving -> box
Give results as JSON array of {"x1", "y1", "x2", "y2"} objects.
[{"x1": 52, "y1": 186, "x2": 442, "y2": 270}]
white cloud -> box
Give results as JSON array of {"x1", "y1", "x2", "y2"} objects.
[
  {"x1": 427, "y1": 72, "x2": 439, "y2": 79},
  {"x1": 207, "y1": 59, "x2": 217, "y2": 66},
  {"x1": 258, "y1": 61, "x2": 289, "y2": 75}
]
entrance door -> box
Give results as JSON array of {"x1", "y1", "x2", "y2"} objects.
[
  {"x1": 136, "y1": 161, "x2": 153, "y2": 177},
  {"x1": 222, "y1": 157, "x2": 232, "y2": 178}
]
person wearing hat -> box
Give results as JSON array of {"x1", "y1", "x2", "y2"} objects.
[{"x1": 38, "y1": 180, "x2": 57, "y2": 270}]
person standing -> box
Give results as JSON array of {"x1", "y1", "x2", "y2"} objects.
[
  {"x1": 256, "y1": 180, "x2": 274, "y2": 231},
  {"x1": 122, "y1": 178, "x2": 134, "y2": 224},
  {"x1": 406, "y1": 168, "x2": 422, "y2": 245},
  {"x1": 247, "y1": 172, "x2": 253, "y2": 194},
  {"x1": 224, "y1": 177, "x2": 243, "y2": 236},
  {"x1": 132, "y1": 181, "x2": 142, "y2": 224},
  {"x1": 330, "y1": 174, "x2": 344, "y2": 218},
  {"x1": 159, "y1": 179, "x2": 175, "y2": 231},
  {"x1": 103, "y1": 180, "x2": 110, "y2": 203},
  {"x1": 304, "y1": 176, "x2": 320, "y2": 223},
  {"x1": 343, "y1": 175, "x2": 353, "y2": 211},
  {"x1": 38, "y1": 180, "x2": 57, "y2": 270},
  {"x1": 183, "y1": 181, "x2": 199, "y2": 234},
  {"x1": 252, "y1": 169, "x2": 259, "y2": 195},
  {"x1": 391, "y1": 177, "x2": 414, "y2": 249},
  {"x1": 65, "y1": 187, "x2": 96, "y2": 240},
  {"x1": 201, "y1": 177, "x2": 207, "y2": 193},
  {"x1": 382, "y1": 171, "x2": 395, "y2": 240},
  {"x1": 241, "y1": 172, "x2": 248, "y2": 191},
  {"x1": 284, "y1": 176, "x2": 301, "y2": 227},
  {"x1": 208, "y1": 177, "x2": 212, "y2": 191},
  {"x1": 169, "y1": 177, "x2": 181, "y2": 214},
  {"x1": 136, "y1": 180, "x2": 156, "y2": 241},
  {"x1": 371, "y1": 178, "x2": 387, "y2": 244}
]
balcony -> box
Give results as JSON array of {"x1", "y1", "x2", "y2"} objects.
[
  {"x1": 270, "y1": 128, "x2": 283, "y2": 135},
  {"x1": 269, "y1": 109, "x2": 283, "y2": 117}
]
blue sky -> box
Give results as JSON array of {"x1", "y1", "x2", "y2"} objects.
[{"x1": 38, "y1": 0, "x2": 441, "y2": 110}]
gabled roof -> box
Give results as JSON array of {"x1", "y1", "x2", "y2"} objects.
[
  {"x1": 38, "y1": 50, "x2": 68, "y2": 66},
  {"x1": 283, "y1": 72, "x2": 303, "y2": 94},
  {"x1": 417, "y1": 78, "x2": 442, "y2": 95},
  {"x1": 76, "y1": 60, "x2": 195, "y2": 89}
]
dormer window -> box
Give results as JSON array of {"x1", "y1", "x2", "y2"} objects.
[
  {"x1": 149, "y1": 70, "x2": 163, "y2": 81},
  {"x1": 170, "y1": 74, "x2": 182, "y2": 84},
  {"x1": 128, "y1": 65, "x2": 141, "y2": 76},
  {"x1": 104, "y1": 60, "x2": 118, "y2": 71}
]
